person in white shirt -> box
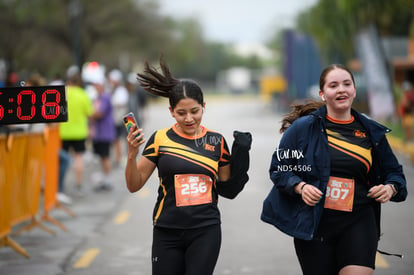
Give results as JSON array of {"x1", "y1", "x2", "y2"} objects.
[{"x1": 108, "y1": 69, "x2": 129, "y2": 167}]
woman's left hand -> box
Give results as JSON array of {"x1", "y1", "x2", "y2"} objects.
[{"x1": 367, "y1": 184, "x2": 395, "y2": 203}]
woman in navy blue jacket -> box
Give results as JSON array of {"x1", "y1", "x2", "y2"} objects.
[{"x1": 261, "y1": 64, "x2": 407, "y2": 275}]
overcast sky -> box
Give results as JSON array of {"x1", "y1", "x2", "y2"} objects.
[{"x1": 158, "y1": 0, "x2": 318, "y2": 44}]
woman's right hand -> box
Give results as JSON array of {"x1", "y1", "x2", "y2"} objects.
[
  {"x1": 296, "y1": 182, "x2": 323, "y2": 206},
  {"x1": 126, "y1": 125, "x2": 145, "y2": 158}
]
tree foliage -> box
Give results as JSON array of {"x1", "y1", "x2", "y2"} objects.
[
  {"x1": 1, "y1": 0, "x2": 174, "y2": 77},
  {"x1": 1, "y1": 0, "x2": 269, "y2": 82},
  {"x1": 295, "y1": 0, "x2": 414, "y2": 63}
]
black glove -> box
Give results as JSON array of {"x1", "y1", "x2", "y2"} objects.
[
  {"x1": 216, "y1": 130, "x2": 252, "y2": 199},
  {"x1": 233, "y1": 130, "x2": 252, "y2": 150},
  {"x1": 231, "y1": 131, "x2": 252, "y2": 175}
]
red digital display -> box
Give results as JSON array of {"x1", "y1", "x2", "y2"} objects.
[{"x1": 0, "y1": 85, "x2": 68, "y2": 124}]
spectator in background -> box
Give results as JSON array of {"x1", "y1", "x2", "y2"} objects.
[
  {"x1": 57, "y1": 148, "x2": 72, "y2": 204},
  {"x1": 126, "y1": 72, "x2": 147, "y2": 127},
  {"x1": 59, "y1": 65, "x2": 93, "y2": 196},
  {"x1": 49, "y1": 73, "x2": 65, "y2": 86},
  {"x1": 89, "y1": 71, "x2": 116, "y2": 191},
  {"x1": 6, "y1": 71, "x2": 19, "y2": 87},
  {"x1": 398, "y1": 81, "x2": 414, "y2": 142},
  {"x1": 47, "y1": 74, "x2": 70, "y2": 204},
  {"x1": 0, "y1": 65, "x2": 5, "y2": 88},
  {"x1": 109, "y1": 69, "x2": 129, "y2": 167},
  {"x1": 25, "y1": 72, "x2": 47, "y2": 87},
  {"x1": 125, "y1": 72, "x2": 139, "y2": 121}
]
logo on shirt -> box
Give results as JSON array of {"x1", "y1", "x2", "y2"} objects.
[
  {"x1": 204, "y1": 144, "x2": 215, "y2": 151},
  {"x1": 195, "y1": 135, "x2": 221, "y2": 151},
  {"x1": 353, "y1": 130, "x2": 366, "y2": 138}
]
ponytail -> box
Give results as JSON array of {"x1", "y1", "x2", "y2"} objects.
[
  {"x1": 136, "y1": 56, "x2": 204, "y2": 110},
  {"x1": 136, "y1": 56, "x2": 179, "y2": 98},
  {"x1": 280, "y1": 100, "x2": 324, "y2": 133}
]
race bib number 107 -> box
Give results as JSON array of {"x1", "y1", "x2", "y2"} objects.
[{"x1": 174, "y1": 174, "x2": 212, "y2": 207}]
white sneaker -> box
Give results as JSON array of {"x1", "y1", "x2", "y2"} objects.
[{"x1": 57, "y1": 193, "x2": 73, "y2": 204}]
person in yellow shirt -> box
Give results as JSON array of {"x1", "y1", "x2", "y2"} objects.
[{"x1": 59, "y1": 65, "x2": 93, "y2": 195}]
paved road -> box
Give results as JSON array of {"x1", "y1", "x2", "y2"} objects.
[{"x1": 1, "y1": 95, "x2": 413, "y2": 274}]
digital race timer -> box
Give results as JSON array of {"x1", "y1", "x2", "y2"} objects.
[{"x1": 0, "y1": 85, "x2": 68, "y2": 124}]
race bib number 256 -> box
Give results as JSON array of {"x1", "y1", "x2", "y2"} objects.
[{"x1": 174, "y1": 174, "x2": 212, "y2": 207}]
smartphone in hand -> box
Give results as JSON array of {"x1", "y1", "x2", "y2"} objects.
[{"x1": 122, "y1": 112, "x2": 142, "y2": 141}]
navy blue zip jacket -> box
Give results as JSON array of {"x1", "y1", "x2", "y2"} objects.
[{"x1": 261, "y1": 105, "x2": 407, "y2": 241}]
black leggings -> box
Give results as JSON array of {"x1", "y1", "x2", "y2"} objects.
[
  {"x1": 294, "y1": 207, "x2": 378, "y2": 275},
  {"x1": 152, "y1": 224, "x2": 221, "y2": 275}
]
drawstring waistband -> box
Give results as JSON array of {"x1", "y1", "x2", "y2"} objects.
[{"x1": 377, "y1": 249, "x2": 403, "y2": 259}]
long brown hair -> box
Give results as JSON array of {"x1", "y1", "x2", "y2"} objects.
[{"x1": 280, "y1": 100, "x2": 324, "y2": 133}]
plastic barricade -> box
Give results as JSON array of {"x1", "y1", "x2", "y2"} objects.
[
  {"x1": 43, "y1": 126, "x2": 59, "y2": 211},
  {"x1": 0, "y1": 134, "x2": 29, "y2": 258},
  {"x1": 0, "y1": 134, "x2": 10, "y2": 238},
  {"x1": 41, "y1": 126, "x2": 75, "y2": 231},
  {"x1": 8, "y1": 134, "x2": 29, "y2": 226},
  {"x1": 10, "y1": 132, "x2": 55, "y2": 237}
]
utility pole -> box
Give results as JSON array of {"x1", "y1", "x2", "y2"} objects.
[{"x1": 68, "y1": 0, "x2": 82, "y2": 69}]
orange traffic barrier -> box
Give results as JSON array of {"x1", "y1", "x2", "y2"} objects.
[
  {"x1": 10, "y1": 132, "x2": 55, "y2": 237},
  {"x1": 41, "y1": 126, "x2": 75, "y2": 231}
]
